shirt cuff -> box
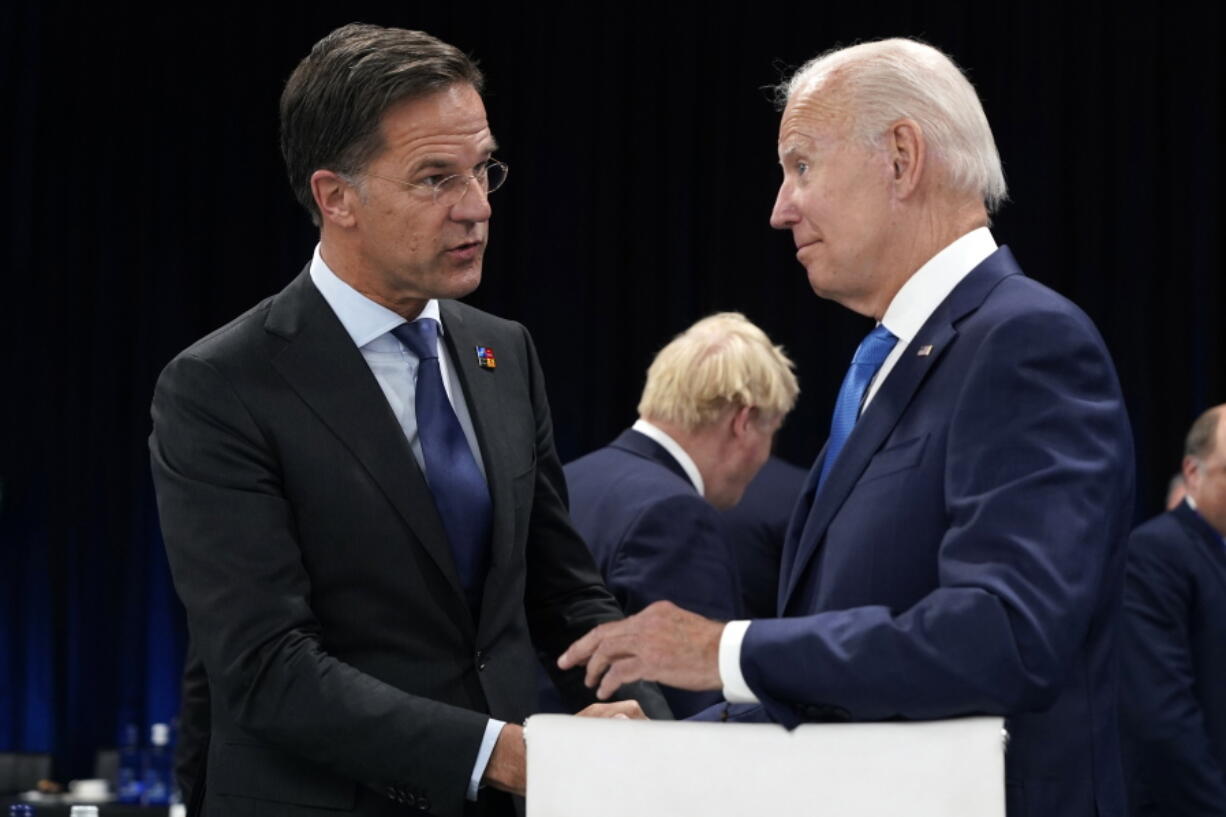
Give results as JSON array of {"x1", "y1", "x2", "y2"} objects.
[
  {"x1": 719, "y1": 620, "x2": 759, "y2": 704},
  {"x1": 468, "y1": 719, "x2": 506, "y2": 800}
]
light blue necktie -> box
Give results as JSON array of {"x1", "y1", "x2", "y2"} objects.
[
  {"x1": 816, "y1": 324, "x2": 898, "y2": 491},
  {"x1": 392, "y1": 318, "x2": 492, "y2": 614}
]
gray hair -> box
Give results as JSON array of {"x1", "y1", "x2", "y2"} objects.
[
  {"x1": 776, "y1": 38, "x2": 1007, "y2": 213},
  {"x1": 1186, "y1": 406, "x2": 1223, "y2": 460}
]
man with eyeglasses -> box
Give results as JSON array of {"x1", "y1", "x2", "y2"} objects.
[{"x1": 150, "y1": 23, "x2": 667, "y2": 817}]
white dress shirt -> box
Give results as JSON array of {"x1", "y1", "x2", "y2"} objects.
[
  {"x1": 632, "y1": 418, "x2": 705, "y2": 496},
  {"x1": 309, "y1": 246, "x2": 502, "y2": 799},
  {"x1": 719, "y1": 227, "x2": 999, "y2": 704}
]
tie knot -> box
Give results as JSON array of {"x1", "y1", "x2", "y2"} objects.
[
  {"x1": 392, "y1": 318, "x2": 440, "y2": 361},
  {"x1": 852, "y1": 324, "x2": 897, "y2": 367}
]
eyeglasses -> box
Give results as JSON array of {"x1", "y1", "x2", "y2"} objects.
[{"x1": 365, "y1": 159, "x2": 509, "y2": 207}]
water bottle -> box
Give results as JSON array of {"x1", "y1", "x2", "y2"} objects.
[
  {"x1": 141, "y1": 722, "x2": 173, "y2": 806},
  {"x1": 69, "y1": 808, "x2": 98, "y2": 817},
  {"x1": 8, "y1": 804, "x2": 35, "y2": 816},
  {"x1": 116, "y1": 722, "x2": 144, "y2": 804}
]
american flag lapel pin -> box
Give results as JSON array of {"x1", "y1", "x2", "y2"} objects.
[
  {"x1": 917, "y1": 344, "x2": 934, "y2": 357},
  {"x1": 475, "y1": 346, "x2": 497, "y2": 369}
]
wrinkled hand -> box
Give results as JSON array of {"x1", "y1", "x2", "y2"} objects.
[
  {"x1": 558, "y1": 601, "x2": 725, "y2": 699},
  {"x1": 483, "y1": 723, "x2": 525, "y2": 796},
  {"x1": 575, "y1": 700, "x2": 649, "y2": 720}
]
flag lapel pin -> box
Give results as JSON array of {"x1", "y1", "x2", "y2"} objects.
[
  {"x1": 475, "y1": 346, "x2": 497, "y2": 369},
  {"x1": 916, "y1": 344, "x2": 934, "y2": 357}
]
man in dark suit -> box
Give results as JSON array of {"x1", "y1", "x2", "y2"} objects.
[
  {"x1": 1122, "y1": 405, "x2": 1226, "y2": 816},
  {"x1": 720, "y1": 456, "x2": 807, "y2": 619},
  {"x1": 150, "y1": 23, "x2": 665, "y2": 817},
  {"x1": 562, "y1": 313, "x2": 798, "y2": 716},
  {"x1": 560, "y1": 38, "x2": 1134, "y2": 817}
]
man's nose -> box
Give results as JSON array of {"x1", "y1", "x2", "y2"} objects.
[
  {"x1": 769, "y1": 182, "x2": 796, "y2": 230},
  {"x1": 451, "y1": 178, "x2": 492, "y2": 222}
]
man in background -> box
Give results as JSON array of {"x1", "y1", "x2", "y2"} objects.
[
  {"x1": 560, "y1": 38, "x2": 1134, "y2": 817},
  {"x1": 152, "y1": 23, "x2": 664, "y2": 817},
  {"x1": 1122, "y1": 405, "x2": 1226, "y2": 816},
  {"x1": 563, "y1": 312, "x2": 797, "y2": 716}
]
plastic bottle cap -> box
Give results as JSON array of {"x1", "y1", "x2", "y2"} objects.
[{"x1": 151, "y1": 722, "x2": 170, "y2": 746}]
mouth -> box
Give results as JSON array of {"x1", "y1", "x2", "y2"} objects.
[
  {"x1": 445, "y1": 240, "x2": 484, "y2": 261},
  {"x1": 795, "y1": 239, "x2": 822, "y2": 257}
]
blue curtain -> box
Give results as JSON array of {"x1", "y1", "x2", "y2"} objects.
[{"x1": 0, "y1": 470, "x2": 186, "y2": 781}]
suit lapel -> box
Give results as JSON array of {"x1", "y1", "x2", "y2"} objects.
[
  {"x1": 266, "y1": 271, "x2": 471, "y2": 615},
  {"x1": 782, "y1": 247, "x2": 1022, "y2": 609},
  {"x1": 437, "y1": 302, "x2": 517, "y2": 624}
]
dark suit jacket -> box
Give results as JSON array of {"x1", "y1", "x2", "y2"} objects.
[
  {"x1": 563, "y1": 429, "x2": 742, "y2": 717},
  {"x1": 720, "y1": 456, "x2": 807, "y2": 618},
  {"x1": 721, "y1": 248, "x2": 1134, "y2": 817},
  {"x1": 1121, "y1": 501, "x2": 1226, "y2": 816},
  {"x1": 150, "y1": 269, "x2": 667, "y2": 817}
]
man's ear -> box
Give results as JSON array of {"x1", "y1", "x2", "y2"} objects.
[
  {"x1": 730, "y1": 405, "x2": 756, "y2": 439},
  {"x1": 311, "y1": 169, "x2": 359, "y2": 228},
  {"x1": 887, "y1": 118, "x2": 925, "y2": 199},
  {"x1": 1182, "y1": 454, "x2": 1201, "y2": 493}
]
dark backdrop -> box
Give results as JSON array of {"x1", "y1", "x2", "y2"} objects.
[{"x1": 2, "y1": 0, "x2": 1222, "y2": 781}]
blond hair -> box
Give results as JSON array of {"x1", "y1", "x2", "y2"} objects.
[{"x1": 637, "y1": 313, "x2": 799, "y2": 431}]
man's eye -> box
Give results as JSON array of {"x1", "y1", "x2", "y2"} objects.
[
  {"x1": 796, "y1": 161, "x2": 809, "y2": 175},
  {"x1": 421, "y1": 174, "x2": 448, "y2": 188}
]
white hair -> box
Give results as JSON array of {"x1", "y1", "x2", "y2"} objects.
[{"x1": 778, "y1": 38, "x2": 1008, "y2": 213}]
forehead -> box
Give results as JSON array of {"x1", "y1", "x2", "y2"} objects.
[
  {"x1": 377, "y1": 83, "x2": 495, "y2": 162},
  {"x1": 777, "y1": 84, "x2": 853, "y2": 156}
]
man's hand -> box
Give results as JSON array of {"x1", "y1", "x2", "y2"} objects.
[
  {"x1": 575, "y1": 700, "x2": 649, "y2": 719},
  {"x1": 483, "y1": 723, "x2": 525, "y2": 797},
  {"x1": 557, "y1": 601, "x2": 725, "y2": 699}
]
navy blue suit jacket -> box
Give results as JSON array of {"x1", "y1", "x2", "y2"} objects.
[
  {"x1": 721, "y1": 456, "x2": 807, "y2": 618},
  {"x1": 564, "y1": 429, "x2": 743, "y2": 717},
  {"x1": 723, "y1": 248, "x2": 1134, "y2": 817},
  {"x1": 1122, "y1": 501, "x2": 1226, "y2": 816}
]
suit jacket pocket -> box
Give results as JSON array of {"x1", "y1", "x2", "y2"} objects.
[
  {"x1": 859, "y1": 434, "x2": 928, "y2": 485},
  {"x1": 212, "y1": 741, "x2": 357, "y2": 810}
]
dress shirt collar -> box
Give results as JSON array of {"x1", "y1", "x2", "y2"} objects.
[
  {"x1": 879, "y1": 226, "x2": 997, "y2": 345},
  {"x1": 309, "y1": 244, "x2": 443, "y2": 348},
  {"x1": 631, "y1": 418, "x2": 705, "y2": 497}
]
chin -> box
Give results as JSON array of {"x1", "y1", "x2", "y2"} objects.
[{"x1": 441, "y1": 263, "x2": 484, "y2": 300}]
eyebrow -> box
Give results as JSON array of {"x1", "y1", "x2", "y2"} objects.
[
  {"x1": 778, "y1": 145, "x2": 808, "y2": 164},
  {"x1": 410, "y1": 141, "x2": 501, "y2": 175}
]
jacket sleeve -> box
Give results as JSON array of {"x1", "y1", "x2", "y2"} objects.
[{"x1": 514, "y1": 326, "x2": 673, "y2": 720}]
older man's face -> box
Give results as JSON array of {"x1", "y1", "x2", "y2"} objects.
[{"x1": 769, "y1": 89, "x2": 895, "y2": 317}]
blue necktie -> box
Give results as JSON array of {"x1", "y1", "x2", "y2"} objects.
[
  {"x1": 816, "y1": 324, "x2": 898, "y2": 491},
  {"x1": 392, "y1": 318, "x2": 492, "y2": 614}
]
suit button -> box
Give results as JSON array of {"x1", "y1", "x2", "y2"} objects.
[
  {"x1": 477, "y1": 649, "x2": 487, "y2": 671},
  {"x1": 419, "y1": 795, "x2": 431, "y2": 811}
]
